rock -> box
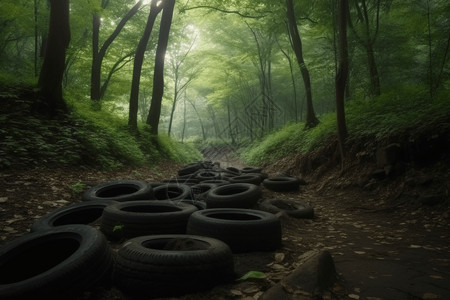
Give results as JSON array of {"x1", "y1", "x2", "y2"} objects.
[{"x1": 261, "y1": 250, "x2": 336, "y2": 300}]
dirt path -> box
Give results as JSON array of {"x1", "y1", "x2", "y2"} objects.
[{"x1": 1, "y1": 156, "x2": 449, "y2": 299}]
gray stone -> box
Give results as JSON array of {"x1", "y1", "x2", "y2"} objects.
[{"x1": 261, "y1": 250, "x2": 336, "y2": 300}]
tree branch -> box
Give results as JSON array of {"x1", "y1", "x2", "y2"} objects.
[{"x1": 181, "y1": 5, "x2": 267, "y2": 19}]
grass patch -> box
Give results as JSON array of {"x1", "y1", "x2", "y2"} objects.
[{"x1": 242, "y1": 85, "x2": 450, "y2": 166}]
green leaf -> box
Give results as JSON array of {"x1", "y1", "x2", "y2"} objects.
[
  {"x1": 237, "y1": 271, "x2": 265, "y2": 281},
  {"x1": 113, "y1": 224, "x2": 124, "y2": 232}
]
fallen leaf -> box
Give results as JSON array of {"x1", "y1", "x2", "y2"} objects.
[
  {"x1": 422, "y1": 292, "x2": 439, "y2": 299},
  {"x1": 274, "y1": 253, "x2": 285, "y2": 263},
  {"x1": 237, "y1": 271, "x2": 265, "y2": 281},
  {"x1": 243, "y1": 286, "x2": 260, "y2": 294},
  {"x1": 0, "y1": 197, "x2": 8, "y2": 203},
  {"x1": 348, "y1": 293, "x2": 360, "y2": 299},
  {"x1": 230, "y1": 289, "x2": 243, "y2": 296},
  {"x1": 410, "y1": 245, "x2": 422, "y2": 249},
  {"x1": 271, "y1": 264, "x2": 287, "y2": 271},
  {"x1": 354, "y1": 251, "x2": 366, "y2": 255}
]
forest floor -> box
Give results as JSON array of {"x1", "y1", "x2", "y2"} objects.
[{"x1": 1, "y1": 147, "x2": 449, "y2": 300}]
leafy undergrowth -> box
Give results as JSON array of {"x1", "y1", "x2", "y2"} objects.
[
  {"x1": 0, "y1": 85, "x2": 202, "y2": 170},
  {"x1": 242, "y1": 85, "x2": 450, "y2": 166}
]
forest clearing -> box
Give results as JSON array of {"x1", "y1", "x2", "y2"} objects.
[{"x1": 1, "y1": 0, "x2": 449, "y2": 299}]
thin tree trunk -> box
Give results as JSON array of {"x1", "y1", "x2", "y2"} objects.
[
  {"x1": 286, "y1": 0, "x2": 319, "y2": 129},
  {"x1": 37, "y1": 0, "x2": 70, "y2": 116},
  {"x1": 91, "y1": 1, "x2": 142, "y2": 101},
  {"x1": 336, "y1": 0, "x2": 349, "y2": 166},
  {"x1": 435, "y1": 31, "x2": 450, "y2": 92},
  {"x1": 168, "y1": 81, "x2": 178, "y2": 136},
  {"x1": 146, "y1": 0, "x2": 176, "y2": 135},
  {"x1": 34, "y1": 0, "x2": 39, "y2": 77},
  {"x1": 128, "y1": 0, "x2": 163, "y2": 131},
  {"x1": 188, "y1": 99, "x2": 206, "y2": 140}
]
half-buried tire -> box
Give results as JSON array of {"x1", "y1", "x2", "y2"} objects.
[
  {"x1": 0, "y1": 225, "x2": 113, "y2": 300},
  {"x1": 259, "y1": 199, "x2": 315, "y2": 219},
  {"x1": 263, "y1": 176, "x2": 301, "y2": 192}
]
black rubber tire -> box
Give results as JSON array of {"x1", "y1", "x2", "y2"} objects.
[
  {"x1": 82, "y1": 180, "x2": 153, "y2": 202},
  {"x1": 190, "y1": 183, "x2": 218, "y2": 200},
  {"x1": 195, "y1": 170, "x2": 221, "y2": 181},
  {"x1": 225, "y1": 167, "x2": 241, "y2": 175},
  {"x1": 206, "y1": 183, "x2": 262, "y2": 208},
  {"x1": 263, "y1": 176, "x2": 302, "y2": 192},
  {"x1": 229, "y1": 174, "x2": 263, "y2": 185},
  {"x1": 171, "y1": 199, "x2": 207, "y2": 210},
  {"x1": 241, "y1": 166, "x2": 263, "y2": 173},
  {"x1": 259, "y1": 199, "x2": 315, "y2": 219},
  {"x1": 162, "y1": 177, "x2": 199, "y2": 185},
  {"x1": 113, "y1": 234, "x2": 235, "y2": 298},
  {"x1": 31, "y1": 200, "x2": 114, "y2": 232},
  {"x1": 100, "y1": 200, "x2": 197, "y2": 240},
  {"x1": 152, "y1": 183, "x2": 191, "y2": 200},
  {"x1": 178, "y1": 162, "x2": 203, "y2": 176},
  {"x1": 0, "y1": 225, "x2": 113, "y2": 300},
  {"x1": 201, "y1": 179, "x2": 230, "y2": 186},
  {"x1": 187, "y1": 209, "x2": 282, "y2": 253}
]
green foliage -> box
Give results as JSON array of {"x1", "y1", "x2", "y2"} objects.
[
  {"x1": 0, "y1": 87, "x2": 201, "y2": 170},
  {"x1": 243, "y1": 86, "x2": 450, "y2": 166},
  {"x1": 69, "y1": 182, "x2": 87, "y2": 196},
  {"x1": 237, "y1": 271, "x2": 265, "y2": 281}
]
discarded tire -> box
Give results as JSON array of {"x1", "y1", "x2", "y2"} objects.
[
  {"x1": 241, "y1": 166, "x2": 263, "y2": 173},
  {"x1": 187, "y1": 208, "x2": 282, "y2": 253},
  {"x1": 171, "y1": 199, "x2": 207, "y2": 210},
  {"x1": 206, "y1": 183, "x2": 262, "y2": 208},
  {"x1": 31, "y1": 200, "x2": 114, "y2": 232},
  {"x1": 190, "y1": 183, "x2": 218, "y2": 200},
  {"x1": 263, "y1": 176, "x2": 301, "y2": 192},
  {"x1": 229, "y1": 174, "x2": 263, "y2": 185},
  {"x1": 82, "y1": 180, "x2": 153, "y2": 202},
  {"x1": 202, "y1": 179, "x2": 230, "y2": 186},
  {"x1": 152, "y1": 183, "x2": 191, "y2": 200},
  {"x1": 259, "y1": 199, "x2": 315, "y2": 219},
  {"x1": 113, "y1": 234, "x2": 235, "y2": 298},
  {"x1": 178, "y1": 162, "x2": 203, "y2": 176},
  {"x1": 195, "y1": 170, "x2": 221, "y2": 181},
  {"x1": 0, "y1": 225, "x2": 113, "y2": 300},
  {"x1": 100, "y1": 200, "x2": 197, "y2": 240}
]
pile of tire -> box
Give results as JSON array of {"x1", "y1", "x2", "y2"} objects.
[{"x1": 0, "y1": 161, "x2": 313, "y2": 299}]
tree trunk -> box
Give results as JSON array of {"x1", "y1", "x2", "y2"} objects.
[
  {"x1": 167, "y1": 81, "x2": 178, "y2": 136},
  {"x1": 286, "y1": 0, "x2": 319, "y2": 129},
  {"x1": 188, "y1": 99, "x2": 206, "y2": 141},
  {"x1": 146, "y1": 0, "x2": 176, "y2": 135},
  {"x1": 128, "y1": 0, "x2": 163, "y2": 131},
  {"x1": 336, "y1": 0, "x2": 349, "y2": 165},
  {"x1": 348, "y1": 0, "x2": 381, "y2": 96},
  {"x1": 91, "y1": 14, "x2": 101, "y2": 101},
  {"x1": 37, "y1": 0, "x2": 70, "y2": 116},
  {"x1": 366, "y1": 42, "x2": 380, "y2": 95},
  {"x1": 91, "y1": 1, "x2": 142, "y2": 101}
]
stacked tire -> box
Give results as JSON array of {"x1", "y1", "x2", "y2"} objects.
[{"x1": 1, "y1": 161, "x2": 313, "y2": 299}]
